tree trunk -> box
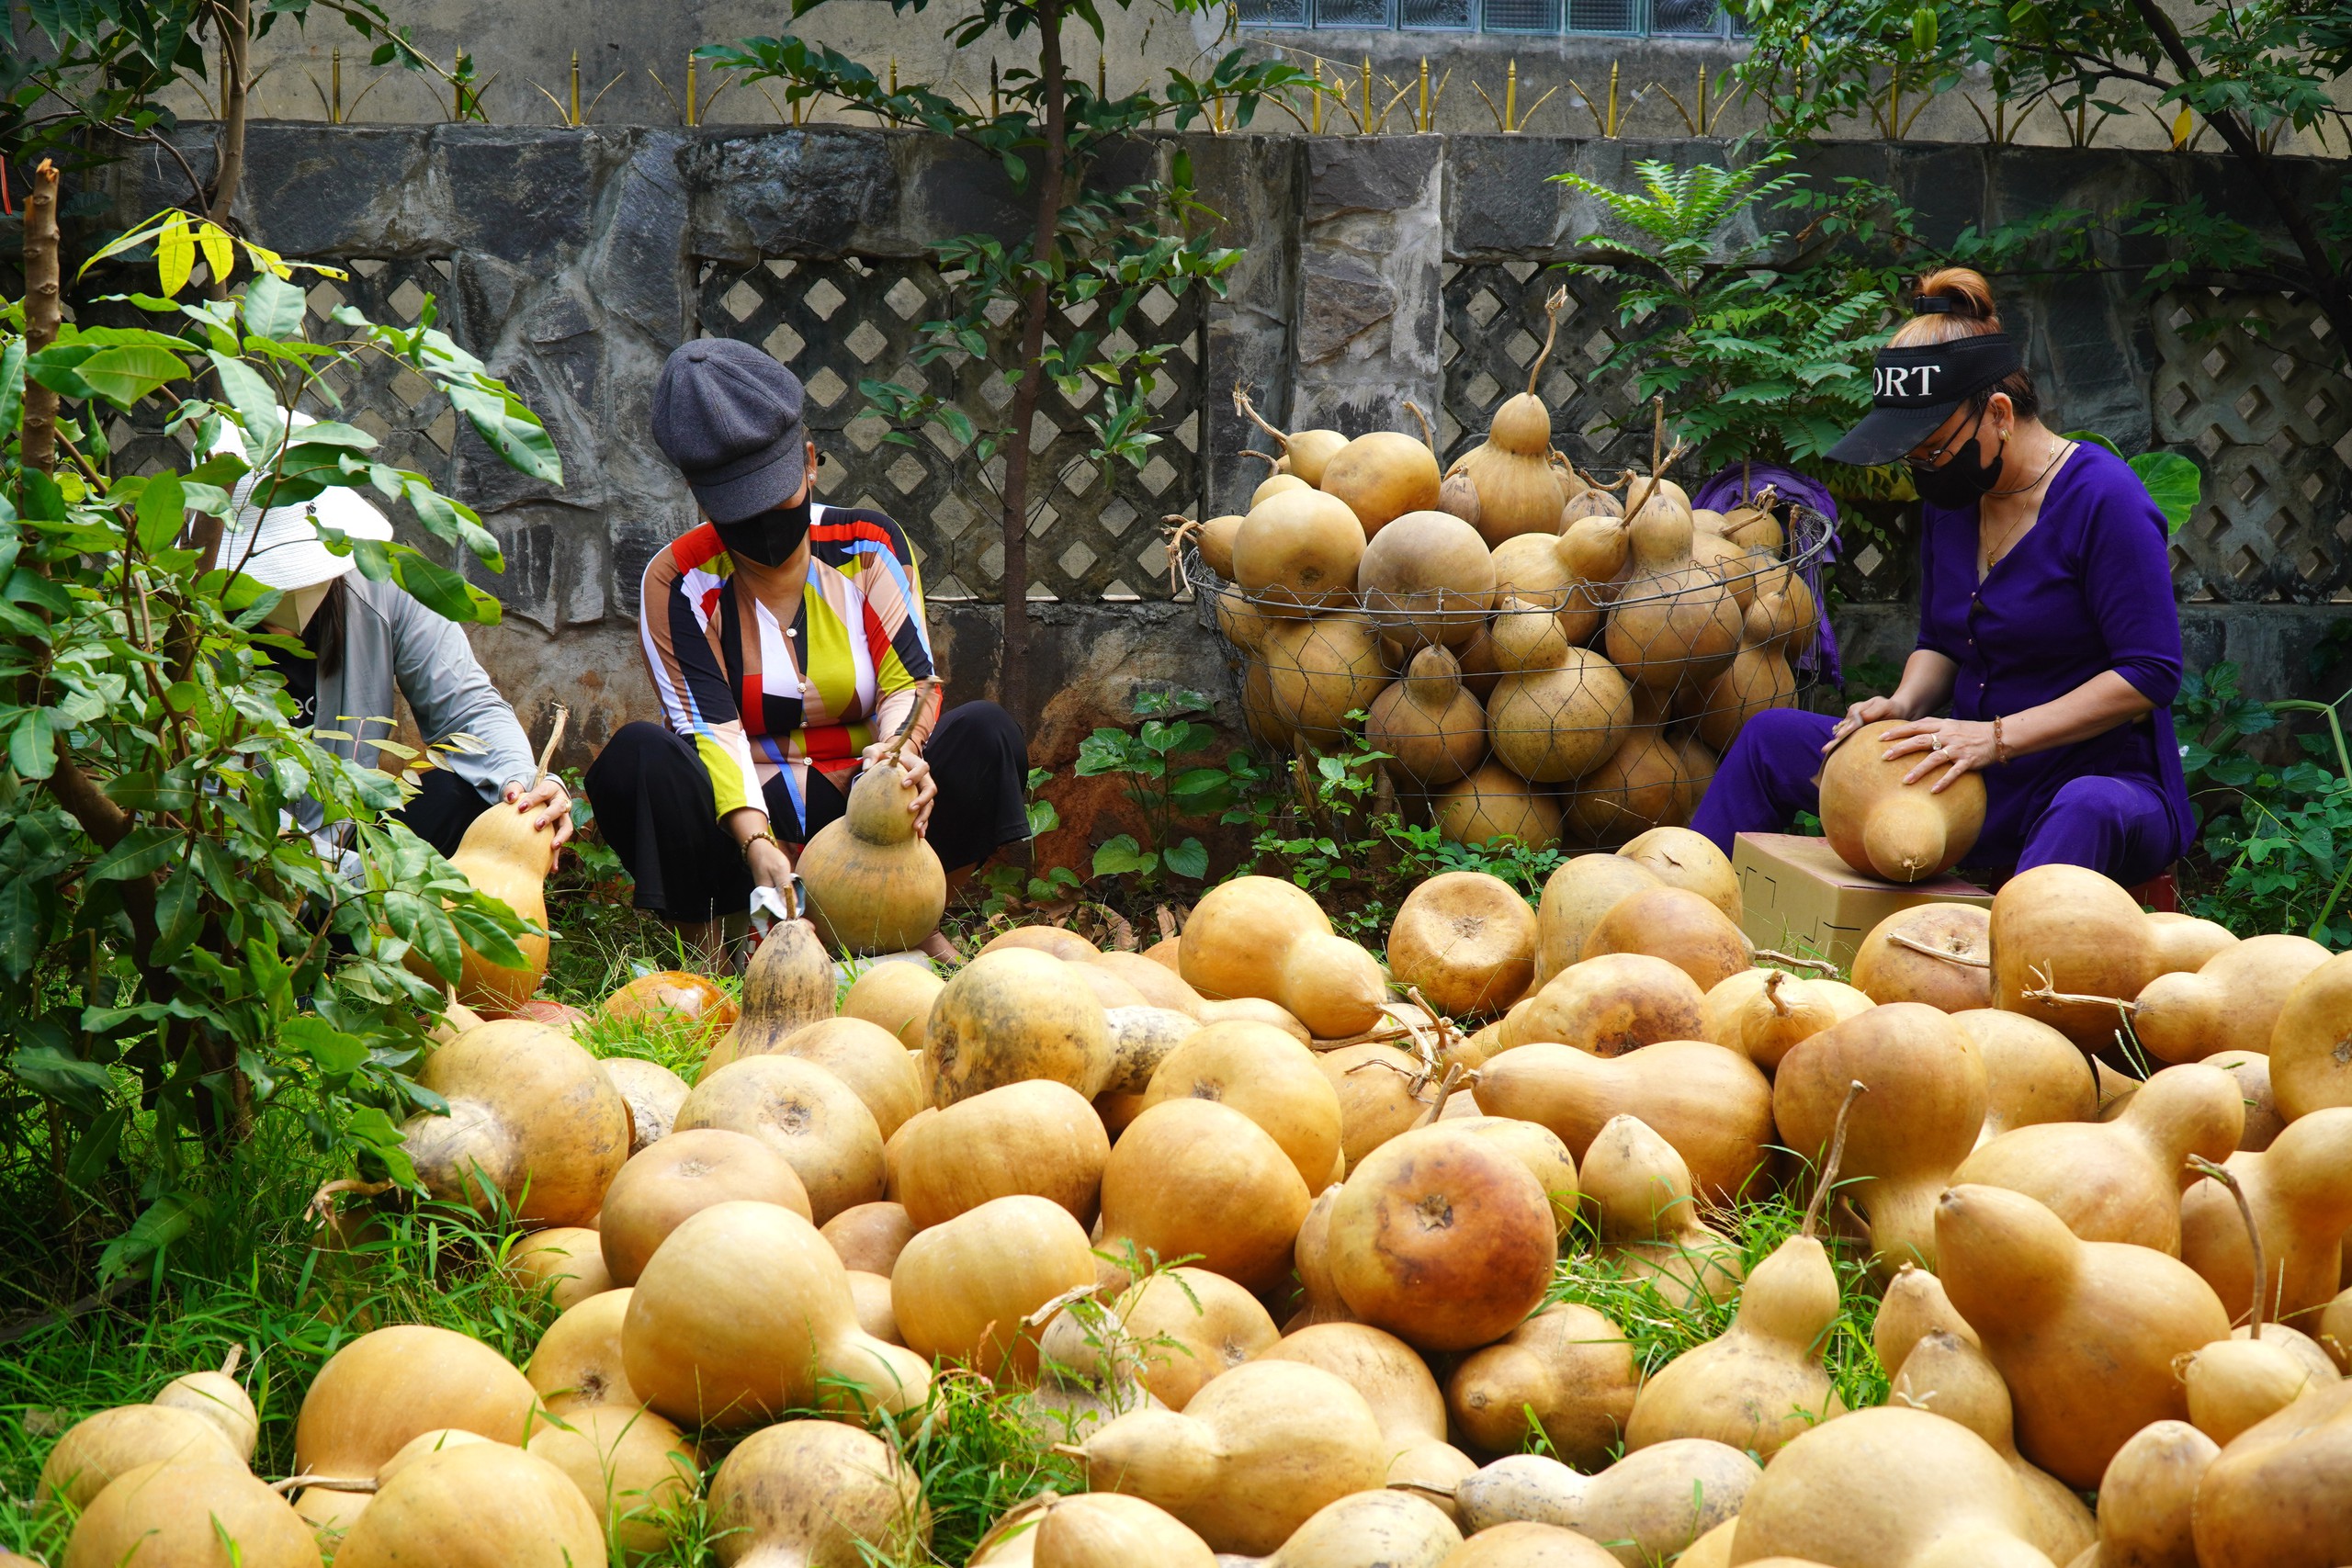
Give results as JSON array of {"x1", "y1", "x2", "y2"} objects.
[
  {"x1": 21, "y1": 160, "x2": 62, "y2": 478},
  {"x1": 207, "y1": 0, "x2": 251, "y2": 233},
  {"x1": 993, "y1": 0, "x2": 1067, "y2": 727}
]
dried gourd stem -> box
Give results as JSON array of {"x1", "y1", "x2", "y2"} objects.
[
  {"x1": 1161, "y1": 513, "x2": 1202, "y2": 593},
  {"x1": 2188, "y1": 1155, "x2": 2266, "y2": 1337},
  {"x1": 1649, "y1": 394, "x2": 1666, "y2": 479},
  {"x1": 1403, "y1": 399, "x2": 1433, "y2": 448},
  {"x1": 1526, "y1": 286, "x2": 1570, "y2": 398},
  {"x1": 1765, "y1": 968, "x2": 1791, "y2": 1016},
  {"x1": 2021, "y1": 963, "x2": 2137, "y2": 1016},
  {"x1": 1048, "y1": 1441, "x2": 1089, "y2": 1460},
  {"x1": 1238, "y1": 446, "x2": 1280, "y2": 471},
  {"x1": 1884, "y1": 931, "x2": 1992, "y2": 967},
  {"x1": 220, "y1": 1345, "x2": 243, "y2": 1379},
  {"x1": 1756, "y1": 948, "x2": 1840, "y2": 975},
  {"x1": 1385, "y1": 1479, "x2": 1458, "y2": 1502},
  {"x1": 883, "y1": 680, "x2": 939, "y2": 765},
  {"x1": 1802, "y1": 1079, "x2": 1869, "y2": 1240},
  {"x1": 1232, "y1": 382, "x2": 1290, "y2": 451},
  {"x1": 529, "y1": 705, "x2": 571, "y2": 795},
  {"x1": 272, "y1": 1474, "x2": 378, "y2": 1495},
  {"x1": 306, "y1": 1177, "x2": 393, "y2": 1225},
  {"x1": 1411, "y1": 1062, "x2": 1467, "y2": 1127},
  {"x1": 1020, "y1": 1281, "x2": 1101, "y2": 1332}
]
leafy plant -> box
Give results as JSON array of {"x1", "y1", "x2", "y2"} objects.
[
  {"x1": 704, "y1": 7, "x2": 1313, "y2": 718},
  {"x1": 2063, "y1": 430, "x2": 2202, "y2": 534},
  {"x1": 1077, "y1": 686, "x2": 1264, "y2": 886},
  {"x1": 1555, "y1": 152, "x2": 1893, "y2": 476},
  {"x1": 1728, "y1": 0, "x2": 2352, "y2": 368},
  {"x1": 971, "y1": 765, "x2": 1084, "y2": 918},
  {"x1": 2, "y1": 195, "x2": 550, "y2": 1279},
  {"x1": 2177, "y1": 661, "x2": 2352, "y2": 947}
]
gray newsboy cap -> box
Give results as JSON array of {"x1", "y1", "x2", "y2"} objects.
[{"x1": 651, "y1": 338, "x2": 808, "y2": 523}]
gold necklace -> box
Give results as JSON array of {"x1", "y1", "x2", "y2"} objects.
[{"x1": 1978, "y1": 439, "x2": 2074, "y2": 572}]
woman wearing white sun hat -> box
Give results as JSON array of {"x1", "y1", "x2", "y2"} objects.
[{"x1": 213, "y1": 412, "x2": 573, "y2": 856}]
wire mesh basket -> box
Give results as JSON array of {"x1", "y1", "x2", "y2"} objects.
[{"x1": 1185, "y1": 503, "x2": 1837, "y2": 852}]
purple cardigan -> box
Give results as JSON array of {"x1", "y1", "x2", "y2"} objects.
[{"x1": 1917, "y1": 441, "x2": 2197, "y2": 866}]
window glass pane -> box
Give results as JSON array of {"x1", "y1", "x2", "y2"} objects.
[
  {"x1": 1566, "y1": 0, "x2": 1639, "y2": 29},
  {"x1": 1313, "y1": 0, "x2": 1395, "y2": 25},
  {"x1": 1401, "y1": 0, "x2": 1475, "y2": 28},
  {"x1": 1650, "y1": 0, "x2": 1721, "y2": 32},
  {"x1": 1481, "y1": 0, "x2": 1559, "y2": 30},
  {"x1": 1240, "y1": 0, "x2": 1310, "y2": 23}
]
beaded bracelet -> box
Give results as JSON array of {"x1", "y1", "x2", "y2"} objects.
[{"x1": 1993, "y1": 716, "x2": 2009, "y2": 764}]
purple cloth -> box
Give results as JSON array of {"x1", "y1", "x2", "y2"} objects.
[
  {"x1": 1691, "y1": 463, "x2": 1841, "y2": 684},
  {"x1": 1688, "y1": 708, "x2": 2184, "y2": 886},
  {"x1": 1689, "y1": 441, "x2": 2198, "y2": 882}
]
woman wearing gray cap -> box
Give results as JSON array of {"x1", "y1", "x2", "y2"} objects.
[
  {"x1": 222, "y1": 413, "x2": 574, "y2": 857},
  {"x1": 584, "y1": 338, "x2": 1029, "y2": 958},
  {"x1": 1690, "y1": 268, "x2": 2194, "y2": 886}
]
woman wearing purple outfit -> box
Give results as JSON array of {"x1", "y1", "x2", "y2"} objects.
[{"x1": 1690, "y1": 269, "x2": 2195, "y2": 886}]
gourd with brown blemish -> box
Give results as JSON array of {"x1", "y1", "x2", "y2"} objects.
[
  {"x1": 1234, "y1": 488, "x2": 1366, "y2": 615},
  {"x1": 396, "y1": 1019, "x2": 632, "y2": 1229},
  {"x1": 1850, "y1": 902, "x2": 1994, "y2": 1011},
  {"x1": 1819, "y1": 721, "x2": 1987, "y2": 883},
  {"x1": 1263, "y1": 613, "x2": 1394, "y2": 749},
  {"x1": 1473, "y1": 1039, "x2": 1774, "y2": 1207},
  {"x1": 1359, "y1": 509, "x2": 1498, "y2": 649},
  {"x1": 1320, "y1": 431, "x2": 1443, "y2": 540}
]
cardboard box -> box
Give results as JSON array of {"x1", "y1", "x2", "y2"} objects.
[{"x1": 1734, "y1": 831, "x2": 1994, "y2": 970}]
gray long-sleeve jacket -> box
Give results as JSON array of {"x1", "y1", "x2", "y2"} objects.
[{"x1": 300, "y1": 572, "x2": 536, "y2": 831}]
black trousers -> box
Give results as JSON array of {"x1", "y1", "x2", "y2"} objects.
[
  {"x1": 582, "y1": 702, "x2": 1032, "y2": 923},
  {"x1": 400, "y1": 767, "x2": 492, "y2": 859}
]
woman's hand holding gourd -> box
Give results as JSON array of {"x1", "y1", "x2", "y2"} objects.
[
  {"x1": 1823, "y1": 694, "x2": 1923, "y2": 753},
  {"x1": 1877, "y1": 718, "x2": 2000, "y2": 792},
  {"x1": 862, "y1": 739, "x2": 937, "y2": 836},
  {"x1": 504, "y1": 777, "x2": 578, "y2": 848}
]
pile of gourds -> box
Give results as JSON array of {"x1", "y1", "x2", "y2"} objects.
[
  {"x1": 1190, "y1": 296, "x2": 1819, "y2": 852},
  {"x1": 31, "y1": 842, "x2": 2352, "y2": 1568}
]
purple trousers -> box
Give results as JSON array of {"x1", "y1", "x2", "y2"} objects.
[{"x1": 1688, "y1": 708, "x2": 2179, "y2": 886}]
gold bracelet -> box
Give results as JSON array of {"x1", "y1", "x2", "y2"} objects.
[
  {"x1": 1993, "y1": 716, "x2": 2008, "y2": 764},
  {"x1": 739, "y1": 828, "x2": 779, "y2": 863}
]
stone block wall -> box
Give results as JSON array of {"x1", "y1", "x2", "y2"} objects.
[{"x1": 93, "y1": 125, "x2": 2350, "y2": 840}]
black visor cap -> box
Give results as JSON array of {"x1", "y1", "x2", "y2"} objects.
[{"x1": 1826, "y1": 333, "x2": 2024, "y2": 466}]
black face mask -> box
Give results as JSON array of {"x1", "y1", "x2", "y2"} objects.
[
  {"x1": 1906, "y1": 410, "x2": 2003, "y2": 509},
  {"x1": 715, "y1": 495, "x2": 811, "y2": 568}
]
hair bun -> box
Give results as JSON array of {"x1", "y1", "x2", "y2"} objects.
[{"x1": 1911, "y1": 267, "x2": 1998, "y2": 323}]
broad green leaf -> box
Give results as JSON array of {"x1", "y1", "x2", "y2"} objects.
[
  {"x1": 243, "y1": 270, "x2": 307, "y2": 340},
  {"x1": 282, "y1": 1016, "x2": 370, "y2": 1077},
  {"x1": 1091, "y1": 834, "x2": 1157, "y2": 876},
  {"x1": 88, "y1": 825, "x2": 181, "y2": 882},
  {"x1": 9, "y1": 708, "x2": 56, "y2": 780},
  {"x1": 389, "y1": 547, "x2": 500, "y2": 625},
  {"x1": 151, "y1": 867, "x2": 205, "y2": 965},
  {"x1": 1163, "y1": 837, "x2": 1210, "y2": 880},
  {"x1": 206, "y1": 352, "x2": 285, "y2": 442},
  {"x1": 344, "y1": 1105, "x2": 419, "y2": 1188},
  {"x1": 2129, "y1": 451, "x2": 2203, "y2": 536},
  {"x1": 136, "y1": 470, "x2": 187, "y2": 555},
  {"x1": 8, "y1": 1043, "x2": 113, "y2": 1112},
  {"x1": 446, "y1": 380, "x2": 563, "y2": 483},
  {"x1": 156, "y1": 211, "x2": 195, "y2": 298},
  {"x1": 0, "y1": 341, "x2": 24, "y2": 436}
]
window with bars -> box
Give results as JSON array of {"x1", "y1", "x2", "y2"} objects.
[{"x1": 1240, "y1": 0, "x2": 1733, "y2": 33}]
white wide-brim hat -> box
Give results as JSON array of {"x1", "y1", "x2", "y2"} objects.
[{"x1": 207, "y1": 411, "x2": 395, "y2": 592}]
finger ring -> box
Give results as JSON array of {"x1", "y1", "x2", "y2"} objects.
[{"x1": 1929, "y1": 734, "x2": 1947, "y2": 751}]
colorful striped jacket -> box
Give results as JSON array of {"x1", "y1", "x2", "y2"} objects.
[{"x1": 637, "y1": 502, "x2": 940, "y2": 838}]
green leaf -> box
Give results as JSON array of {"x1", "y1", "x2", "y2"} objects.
[
  {"x1": 8, "y1": 709, "x2": 56, "y2": 779},
  {"x1": 446, "y1": 380, "x2": 563, "y2": 484},
  {"x1": 1091, "y1": 834, "x2": 1157, "y2": 877},
  {"x1": 0, "y1": 340, "x2": 25, "y2": 436},
  {"x1": 243, "y1": 270, "x2": 308, "y2": 339},
  {"x1": 88, "y1": 826, "x2": 181, "y2": 882},
  {"x1": 136, "y1": 470, "x2": 186, "y2": 554},
  {"x1": 71, "y1": 344, "x2": 187, "y2": 408},
  {"x1": 344, "y1": 1105, "x2": 419, "y2": 1188},
  {"x1": 2129, "y1": 451, "x2": 2203, "y2": 536},
  {"x1": 9, "y1": 1043, "x2": 113, "y2": 1112},
  {"x1": 389, "y1": 547, "x2": 500, "y2": 625},
  {"x1": 1163, "y1": 837, "x2": 1209, "y2": 880},
  {"x1": 150, "y1": 867, "x2": 205, "y2": 965},
  {"x1": 382, "y1": 890, "x2": 464, "y2": 983},
  {"x1": 282, "y1": 1015, "x2": 370, "y2": 1077}
]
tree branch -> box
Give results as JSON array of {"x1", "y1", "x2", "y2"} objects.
[
  {"x1": 2123, "y1": 0, "x2": 2352, "y2": 336},
  {"x1": 207, "y1": 0, "x2": 252, "y2": 231},
  {"x1": 22, "y1": 161, "x2": 63, "y2": 478}
]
